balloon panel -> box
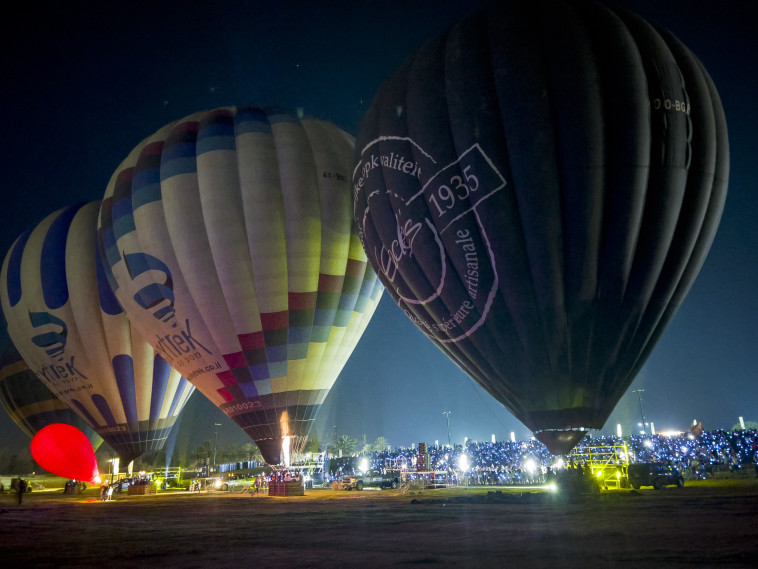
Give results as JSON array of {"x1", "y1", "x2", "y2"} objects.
[
  {"x1": 99, "y1": 106, "x2": 383, "y2": 464},
  {"x1": 353, "y1": 1, "x2": 728, "y2": 454},
  {"x1": 0, "y1": 343, "x2": 103, "y2": 450},
  {"x1": 30, "y1": 423, "x2": 99, "y2": 483},
  {"x1": 0, "y1": 202, "x2": 195, "y2": 462}
]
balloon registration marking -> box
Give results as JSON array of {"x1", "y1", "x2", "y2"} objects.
[{"x1": 355, "y1": 139, "x2": 506, "y2": 343}]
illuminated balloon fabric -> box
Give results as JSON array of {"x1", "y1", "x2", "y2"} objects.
[
  {"x1": 0, "y1": 202, "x2": 195, "y2": 463},
  {"x1": 98, "y1": 106, "x2": 383, "y2": 465},
  {"x1": 353, "y1": 1, "x2": 728, "y2": 454},
  {"x1": 30, "y1": 423, "x2": 99, "y2": 483},
  {"x1": 0, "y1": 343, "x2": 103, "y2": 451}
]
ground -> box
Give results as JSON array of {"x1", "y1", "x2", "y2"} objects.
[{"x1": 1, "y1": 479, "x2": 757, "y2": 568}]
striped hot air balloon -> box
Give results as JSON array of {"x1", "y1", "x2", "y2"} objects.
[
  {"x1": 0, "y1": 342, "x2": 103, "y2": 451},
  {"x1": 98, "y1": 106, "x2": 383, "y2": 465},
  {"x1": 0, "y1": 202, "x2": 195, "y2": 463}
]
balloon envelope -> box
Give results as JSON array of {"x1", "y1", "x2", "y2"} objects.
[
  {"x1": 1, "y1": 202, "x2": 195, "y2": 463},
  {"x1": 0, "y1": 343, "x2": 103, "y2": 450},
  {"x1": 98, "y1": 106, "x2": 383, "y2": 464},
  {"x1": 31, "y1": 423, "x2": 100, "y2": 483},
  {"x1": 353, "y1": 0, "x2": 728, "y2": 454}
]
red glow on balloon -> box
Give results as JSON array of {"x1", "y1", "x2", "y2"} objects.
[{"x1": 31, "y1": 423, "x2": 100, "y2": 483}]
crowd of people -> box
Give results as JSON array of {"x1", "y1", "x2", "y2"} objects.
[{"x1": 336, "y1": 428, "x2": 758, "y2": 486}]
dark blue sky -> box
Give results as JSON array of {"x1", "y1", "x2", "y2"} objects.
[{"x1": 1, "y1": 0, "x2": 756, "y2": 456}]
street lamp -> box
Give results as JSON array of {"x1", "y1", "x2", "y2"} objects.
[
  {"x1": 632, "y1": 389, "x2": 647, "y2": 434},
  {"x1": 212, "y1": 422, "x2": 222, "y2": 473},
  {"x1": 442, "y1": 411, "x2": 451, "y2": 447}
]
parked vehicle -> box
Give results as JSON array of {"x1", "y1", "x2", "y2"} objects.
[
  {"x1": 342, "y1": 469, "x2": 401, "y2": 490},
  {"x1": 627, "y1": 463, "x2": 685, "y2": 490}
]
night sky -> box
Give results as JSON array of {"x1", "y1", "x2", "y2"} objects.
[{"x1": 1, "y1": 0, "x2": 756, "y2": 458}]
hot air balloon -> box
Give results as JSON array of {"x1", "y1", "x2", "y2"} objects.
[
  {"x1": 0, "y1": 202, "x2": 195, "y2": 463},
  {"x1": 98, "y1": 106, "x2": 383, "y2": 465},
  {"x1": 352, "y1": 0, "x2": 728, "y2": 454},
  {"x1": 0, "y1": 343, "x2": 103, "y2": 451},
  {"x1": 31, "y1": 423, "x2": 100, "y2": 483}
]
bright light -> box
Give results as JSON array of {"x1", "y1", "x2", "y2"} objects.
[
  {"x1": 644, "y1": 439, "x2": 654, "y2": 449},
  {"x1": 660, "y1": 430, "x2": 684, "y2": 437},
  {"x1": 510, "y1": 432, "x2": 516, "y2": 443},
  {"x1": 491, "y1": 434, "x2": 496, "y2": 444},
  {"x1": 358, "y1": 457, "x2": 369, "y2": 473},
  {"x1": 282, "y1": 436, "x2": 291, "y2": 468},
  {"x1": 214, "y1": 479, "x2": 222, "y2": 489},
  {"x1": 457, "y1": 454, "x2": 470, "y2": 472},
  {"x1": 552, "y1": 458, "x2": 564, "y2": 470},
  {"x1": 616, "y1": 424, "x2": 623, "y2": 438},
  {"x1": 680, "y1": 446, "x2": 689, "y2": 454},
  {"x1": 524, "y1": 459, "x2": 537, "y2": 474},
  {"x1": 546, "y1": 482, "x2": 557, "y2": 492},
  {"x1": 93, "y1": 475, "x2": 102, "y2": 484}
]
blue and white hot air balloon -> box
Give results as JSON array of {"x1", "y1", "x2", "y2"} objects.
[{"x1": 0, "y1": 201, "x2": 194, "y2": 463}]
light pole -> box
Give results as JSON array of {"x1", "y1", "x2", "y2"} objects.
[
  {"x1": 442, "y1": 411, "x2": 452, "y2": 447},
  {"x1": 212, "y1": 422, "x2": 222, "y2": 473},
  {"x1": 632, "y1": 389, "x2": 647, "y2": 434}
]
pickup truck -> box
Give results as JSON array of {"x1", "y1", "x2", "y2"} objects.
[{"x1": 342, "y1": 469, "x2": 401, "y2": 490}]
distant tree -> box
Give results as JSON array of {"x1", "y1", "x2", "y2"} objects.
[
  {"x1": 733, "y1": 421, "x2": 758, "y2": 431},
  {"x1": 134, "y1": 448, "x2": 168, "y2": 471},
  {"x1": 336, "y1": 435, "x2": 358, "y2": 457},
  {"x1": 218, "y1": 442, "x2": 263, "y2": 464},
  {"x1": 221, "y1": 443, "x2": 247, "y2": 463},
  {"x1": 373, "y1": 436, "x2": 388, "y2": 452},
  {"x1": 191, "y1": 441, "x2": 212, "y2": 467},
  {"x1": 0, "y1": 447, "x2": 35, "y2": 474},
  {"x1": 242, "y1": 442, "x2": 263, "y2": 463},
  {"x1": 305, "y1": 437, "x2": 321, "y2": 453}
]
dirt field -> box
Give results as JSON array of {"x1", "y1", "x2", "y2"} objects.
[{"x1": 1, "y1": 479, "x2": 757, "y2": 568}]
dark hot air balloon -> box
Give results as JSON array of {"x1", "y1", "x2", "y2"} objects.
[{"x1": 352, "y1": 0, "x2": 728, "y2": 454}]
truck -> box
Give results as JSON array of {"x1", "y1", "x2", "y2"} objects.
[
  {"x1": 627, "y1": 463, "x2": 685, "y2": 490},
  {"x1": 342, "y1": 469, "x2": 401, "y2": 490}
]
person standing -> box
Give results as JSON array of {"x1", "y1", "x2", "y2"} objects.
[{"x1": 16, "y1": 478, "x2": 27, "y2": 504}]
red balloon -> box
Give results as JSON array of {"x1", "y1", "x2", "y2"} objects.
[{"x1": 31, "y1": 423, "x2": 100, "y2": 483}]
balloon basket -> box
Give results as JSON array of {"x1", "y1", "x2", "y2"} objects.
[
  {"x1": 128, "y1": 483, "x2": 156, "y2": 495},
  {"x1": 268, "y1": 481, "x2": 305, "y2": 497}
]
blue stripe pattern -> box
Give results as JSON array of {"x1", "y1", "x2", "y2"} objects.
[
  {"x1": 5, "y1": 229, "x2": 31, "y2": 307},
  {"x1": 40, "y1": 204, "x2": 84, "y2": 310},
  {"x1": 149, "y1": 354, "x2": 170, "y2": 421},
  {"x1": 112, "y1": 354, "x2": 137, "y2": 424}
]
